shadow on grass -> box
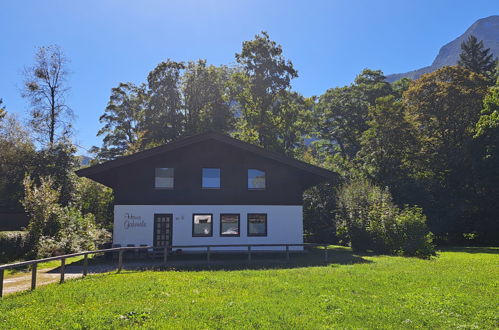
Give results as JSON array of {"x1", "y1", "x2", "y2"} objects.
[
  {"x1": 48, "y1": 246, "x2": 372, "y2": 274},
  {"x1": 438, "y1": 246, "x2": 498, "y2": 254}
]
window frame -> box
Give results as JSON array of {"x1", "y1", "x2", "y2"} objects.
[
  {"x1": 247, "y1": 168, "x2": 266, "y2": 190},
  {"x1": 247, "y1": 213, "x2": 268, "y2": 237},
  {"x1": 192, "y1": 213, "x2": 214, "y2": 237},
  {"x1": 201, "y1": 168, "x2": 221, "y2": 189},
  {"x1": 154, "y1": 167, "x2": 174, "y2": 190},
  {"x1": 219, "y1": 213, "x2": 240, "y2": 237}
]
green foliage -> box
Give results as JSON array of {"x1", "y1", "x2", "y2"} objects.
[
  {"x1": 303, "y1": 183, "x2": 338, "y2": 243},
  {"x1": 315, "y1": 69, "x2": 393, "y2": 159},
  {"x1": 393, "y1": 206, "x2": 435, "y2": 258},
  {"x1": 231, "y1": 31, "x2": 308, "y2": 155},
  {"x1": 0, "y1": 114, "x2": 36, "y2": 212},
  {"x1": 94, "y1": 60, "x2": 235, "y2": 157},
  {"x1": 0, "y1": 231, "x2": 29, "y2": 263},
  {"x1": 1, "y1": 248, "x2": 497, "y2": 328},
  {"x1": 182, "y1": 60, "x2": 235, "y2": 135},
  {"x1": 403, "y1": 66, "x2": 489, "y2": 239},
  {"x1": 36, "y1": 207, "x2": 109, "y2": 257},
  {"x1": 74, "y1": 177, "x2": 114, "y2": 229},
  {"x1": 458, "y1": 35, "x2": 497, "y2": 81},
  {"x1": 29, "y1": 142, "x2": 80, "y2": 206},
  {"x1": 335, "y1": 179, "x2": 435, "y2": 257},
  {"x1": 143, "y1": 60, "x2": 185, "y2": 146},
  {"x1": 22, "y1": 176, "x2": 109, "y2": 257},
  {"x1": 94, "y1": 82, "x2": 147, "y2": 161},
  {"x1": 359, "y1": 95, "x2": 416, "y2": 200}
]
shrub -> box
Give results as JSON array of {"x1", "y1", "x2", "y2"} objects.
[
  {"x1": 0, "y1": 231, "x2": 29, "y2": 263},
  {"x1": 393, "y1": 206, "x2": 435, "y2": 258},
  {"x1": 22, "y1": 175, "x2": 110, "y2": 258},
  {"x1": 335, "y1": 179, "x2": 435, "y2": 258}
]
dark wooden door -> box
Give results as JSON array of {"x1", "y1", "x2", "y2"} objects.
[{"x1": 153, "y1": 214, "x2": 172, "y2": 247}]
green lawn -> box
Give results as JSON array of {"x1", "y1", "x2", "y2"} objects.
[{"x1": 0, "y1": 247, "x2": 497, "y2": 329}]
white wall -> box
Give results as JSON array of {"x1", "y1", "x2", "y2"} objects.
[{"x1": 114, "y1": 205, "x2": 303, "y2": 251}]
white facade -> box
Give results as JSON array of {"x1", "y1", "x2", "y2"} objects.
[{"x1": 114, "y1": 205, "x2": 303, "y2": 251}]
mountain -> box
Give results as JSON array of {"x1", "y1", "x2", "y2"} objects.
[{"x1": 386, "y1": 15, "x2": 499, "y2": 82}]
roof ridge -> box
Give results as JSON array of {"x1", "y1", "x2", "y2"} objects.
[{"x1": 76, "y1": 132, "x2": 337, "y2": 180}]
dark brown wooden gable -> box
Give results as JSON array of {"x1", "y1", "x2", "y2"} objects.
[{"x1": 76, "y1": 133, "x2": 338, "y2": 205}]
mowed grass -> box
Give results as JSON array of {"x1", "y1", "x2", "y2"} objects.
[{"x1": 0, "y1": 247, "x2": 497, "y2": 329}]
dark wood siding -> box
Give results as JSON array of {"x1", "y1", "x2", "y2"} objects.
[{"x1": 108, "y1": 140, "x2": 322, "y2": 205}]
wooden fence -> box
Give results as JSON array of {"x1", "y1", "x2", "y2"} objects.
[{"x1": 0, "y1": 243, "x2": 329, "y2": 297}]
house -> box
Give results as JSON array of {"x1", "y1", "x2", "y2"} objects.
[{"x1": 76, "y1": 132, "x2": 337, "y2": 251}]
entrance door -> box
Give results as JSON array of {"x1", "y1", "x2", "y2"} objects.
[{"x1": 153, "y1": 214, "x2": 172, "y2": 248}]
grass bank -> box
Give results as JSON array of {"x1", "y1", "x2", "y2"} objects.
[{"x1": 0, "y1": 247, "x2": 497, "y2": 329}]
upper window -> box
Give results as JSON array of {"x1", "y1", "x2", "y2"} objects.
[
  {"x1": 220, "y1": 214, "x2": 240, "y2": 237},
  {"x1": 202, "y1": 168, "x2": 220, "y2": 189},
  {"x1": 155, "y1": 168, "x2": 174, "y2": 189},
  {"x1": 247, "y1": 213, "x2": 267, "y2": 236},
  {"x1": 192, "y1": 214, "x2": 213, "y2": 237},
  {"x1": 248, "y1": 169, "x2": 266, "y2": 189}
]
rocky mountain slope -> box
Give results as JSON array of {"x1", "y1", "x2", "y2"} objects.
[{"x1": 386, "y1": 15, "x2": 499, "y2": 82}]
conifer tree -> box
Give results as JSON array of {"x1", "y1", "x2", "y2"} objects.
[{"x1": 458, "y1": 35, "x2": 497, "y2": 80}]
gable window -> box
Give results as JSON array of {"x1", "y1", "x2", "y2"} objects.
[
  {"x1": 247, "y1": 213, "x2": 267, "y2": 236},
  {"x1": 192, "y1": 214, "x2": 213, "y2": 237},
  {"x1": 220, "y1": 214, "x2": 240, "y2": 237},
  {"x1": 155, "y1": 168, "x2": 174, "y2": 189},
  {"x1": 202, "y1": 168, "x2": 220, "y2": 189},
  {"x1": 248, "y1": 169, "x2": 266, "y2": 189}
]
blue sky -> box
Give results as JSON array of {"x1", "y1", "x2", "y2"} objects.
[{"x1": 1, "y1": 0, "x2": 498, "y2": 154}]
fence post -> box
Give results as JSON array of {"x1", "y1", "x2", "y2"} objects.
[
  {"x1": 207, "y1": 246, "x2": 211, "y2": 263},
  {"x1": 247, "y1": 245, "x2": 252, "y2": 264},
  {"x1": 324, "y1": 245, "x2": 328, "y2": 263},
  {"x1": 163, "y1": 246, "x2": 168, "y2": 265},
  {"x1": 60, "y1": 258, "x2": 66, "y2": 284},
  {"x1": 118, "y1": 249, "x2": 124, "y2": 273},
  {"x1": 0, "y1": 269, "x2": 4, "y2": 297},
  {"x1": 286, "y1": 245, "x2": 290, "y2": 262},
  {"x1": 31, "y1": 263, "x2": 37, "y2": 290},
  {"x1": 83, "y1": 253, "x2": 88, "y2": 277}
]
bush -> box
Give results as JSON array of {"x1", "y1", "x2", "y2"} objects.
[
  {"x1": 393, "y1": 206, "x2": 435, "y2": 258},
  {"x1": 336, "y1": 179, "x2": 435, "y2": 258},
  {"x1": 0, "y1": 231, "x2": 29, "y2": 263},
  {"x1": 22, "y1": 176, "x2": 110, "y2": 258}
]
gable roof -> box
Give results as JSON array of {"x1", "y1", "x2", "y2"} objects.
[{"x1": 76, "y1": 132, "x2": 337, "y2": 180}]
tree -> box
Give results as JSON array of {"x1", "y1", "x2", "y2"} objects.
[
  {"x1": 142, "y1": 60, "x2": 185, "y2": 147},
  {"x1": 94, "y1": 82, "x2": 147, "y2": 160},
  {"x1": 470, "y1": 82, "x2": 499, "y2": 243},
  {"x1": 182, "y1": 60, "x2": 234, "y2": 135},
  {"x1": 458, "y1": 35, "x2": 497, "y2": 81},
  {"x1": 403, "y1": 66, "x2": 489, "y2": 240},
  {"x1": 232, "y1": 31, "x2": 299, "y2": 152},
  {"x1": 22, "y1": 45, "x2": 72, "y2": 146},
  {"x1": 22, "y1": 176, "x2": 109, "y2": 257},
  {"x1": 335, "y1": 178, "x2": 434, "y2": 257},
  {"x1": 315, "y1": 69, "x2": 393, "y2": 159},
  {"x1": 0, "y1": 99, "x2": 5, "y2": 121},
  {"x1": 0, "y1": 113, "x2": 35, "y2": 212},
  {"x1": 30, "y1": 142, "x2": 80, "y2": 206},
  {"x1": 359, "y1": 95, "x2": 416, "y2": 200},
  {"x1": 75, "y1": 177, "x2": 114, "y2": 229}
]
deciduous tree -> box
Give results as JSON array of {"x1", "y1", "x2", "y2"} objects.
[
  {"x1": 94, "y1": 82, "x2": 147, "y2": 160},
  {"x1": 22, "y1": 45, "x2": 72, "y2": 146}
]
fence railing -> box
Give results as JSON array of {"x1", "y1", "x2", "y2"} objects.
[{"x1": 0, "y1": 243, "x2": 329, "y2": 297}]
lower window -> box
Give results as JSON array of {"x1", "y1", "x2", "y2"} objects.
[
  {"x1": 192, "y1": 214, "x2": 213, "y2": 237},
  {"x1": 247, "y1": 213, "x2": 267, "y2": 236},
  {"x1": 220, "y1": 214, "x2": 240, "y2": 237}
]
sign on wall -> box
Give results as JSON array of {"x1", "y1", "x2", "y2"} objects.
[{"x1": 123, "y1": 213, "x2": 146, "y2": 230}]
